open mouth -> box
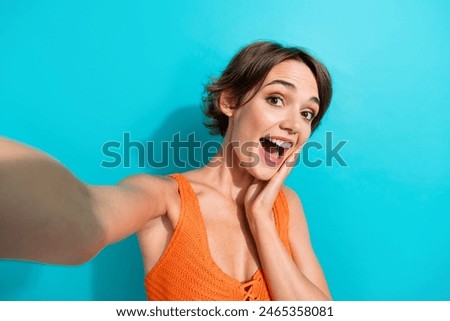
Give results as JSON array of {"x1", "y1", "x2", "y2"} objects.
[{"x1": 259, "y1": 136, "x2": 293, "y2": 159}]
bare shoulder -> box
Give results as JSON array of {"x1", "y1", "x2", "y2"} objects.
[
  {"x1": 118, "y1": 173, "x2": 177, "y2": 194},
  {"x1": 89, "y1": 173, "x2": 180, "y2": 245},
  {"x1": 282, "y1": 186, "x2": 306, "y2": 217},
  {"x1": 119, "y1": 173, "x2": 182, "y2": 222},
  {"x1": 281, "y1": 185, "x2": 310, "y2": 239}
]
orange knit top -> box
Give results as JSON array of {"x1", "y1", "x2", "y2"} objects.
[{"x1": 144, "y1": 173, "x2": 293, "y2": 301}]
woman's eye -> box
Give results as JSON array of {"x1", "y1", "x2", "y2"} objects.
[
  {"x1": 267, "y1": 96, "x2": 283, "y2": 106},
  {"x1": 301, "y1": 111, "x2": 315, "y2": 121}
]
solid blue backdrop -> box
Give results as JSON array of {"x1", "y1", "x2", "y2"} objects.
[{"x1": 1, "y1": 0, "x2": 449, "y2": 300}]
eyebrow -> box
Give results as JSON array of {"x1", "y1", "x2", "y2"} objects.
[
  {"x1": 263, "y1": 79, "x2": 321, "y2": 105},
  {"x1": 264, "y1": 79, "x2": 296, "y2": 91}
]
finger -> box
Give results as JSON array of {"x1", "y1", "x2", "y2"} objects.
[
  {"x1": 286, "y1": 143, "x2": 303, "y2": 167},
  {"x1": 277, "y1": 144, "x2": 303, "y2": 180},
  {"x1": 248, "y1": 146, "x2": 302, "y2": 208},
  {"x1": 266, "y1": 150, "x2": 298, "y2": 190},
  {"x1": 256, "y1": 152, "x2": 297, "y2": 206}
]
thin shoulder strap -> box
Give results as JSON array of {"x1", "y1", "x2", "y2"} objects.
[
  {"x1": 169, "y1": 173, "x2": 201, "y2": 220},
  {"x1": 168, "y1": 173, "x2": 210, "y2": 257}
]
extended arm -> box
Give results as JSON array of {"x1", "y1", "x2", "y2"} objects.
[{"x1": 0, "y1": 137, "x2": 167, "y2": 265}]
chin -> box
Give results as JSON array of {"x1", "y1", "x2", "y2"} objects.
[
  {"x1": 235, "y1": 147, "x2": 283, "y2": 181},
  {"x1": 244, "y1": 164, "x2": 279, "y2": 181}
]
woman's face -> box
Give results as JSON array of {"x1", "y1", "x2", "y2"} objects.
[{"x1": 224, "y1": 59, "x2": 320, "y2": 180}]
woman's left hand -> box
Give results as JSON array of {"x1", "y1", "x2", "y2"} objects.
[{"x1": 244, "y1": 149, "x2": 300, "y2": 233}]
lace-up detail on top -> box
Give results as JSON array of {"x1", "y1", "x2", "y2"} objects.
[
  {"x1": 144, "y1": 173, "x2": 292, "y2": 301},
  {"x1": 238, "y1": 270, "x2": 265, "y2": 301}
]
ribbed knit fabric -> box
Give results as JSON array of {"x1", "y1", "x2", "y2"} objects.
[{"x1": 144, "y1": 173, "x2": 293, "y2": 301}]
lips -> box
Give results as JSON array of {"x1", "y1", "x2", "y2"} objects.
[
  {"x1": 259, "y1": 136, "x2": 293, "y2": 157},
  {"x1": 259, "y1": 135, "x2": 294, "y2": 166}
]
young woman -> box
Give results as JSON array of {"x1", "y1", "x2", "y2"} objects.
[{"x1": 0, "y1": 41, "x2": 332, "y2": 301}]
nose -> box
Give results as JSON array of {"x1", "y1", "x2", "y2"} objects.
[{"x1": 279, "y1": 110, "x2": 301, "y2": 135}]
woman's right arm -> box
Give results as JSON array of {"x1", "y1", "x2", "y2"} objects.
[{"x1": 0, "y1": 137, "x2": 168, "y2": 265}]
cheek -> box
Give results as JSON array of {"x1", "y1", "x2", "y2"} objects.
[
  {"x1": 299, "y1": 128, "x2": 312, "y2": 146},
  {"x1": 230, "y1": 108, "x2": 262, "y2": 139},
  {"x1": 241, "y1": 108, "x2": 275, "y2": 130}
]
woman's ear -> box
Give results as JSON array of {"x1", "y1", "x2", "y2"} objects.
[{"x1": 218, "y1": 92, "x2": 235, "y2": 117}]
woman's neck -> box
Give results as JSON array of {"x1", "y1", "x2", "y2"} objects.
[{"x1": 193, "y1": 140, "x2": 256, "y2": 205}]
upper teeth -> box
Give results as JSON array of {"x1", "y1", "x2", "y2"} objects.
[{"x1": 268, "y1": 138, "x2": 293, "y2": 149}]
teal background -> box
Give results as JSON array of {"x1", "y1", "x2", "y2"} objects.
[{"x1": 1, "y1": 0, "x2": 449, "y2": 300}]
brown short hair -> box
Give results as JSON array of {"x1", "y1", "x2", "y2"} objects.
[{"x1": 203, "y1": 41, "x2": 332, "y2": 136}]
